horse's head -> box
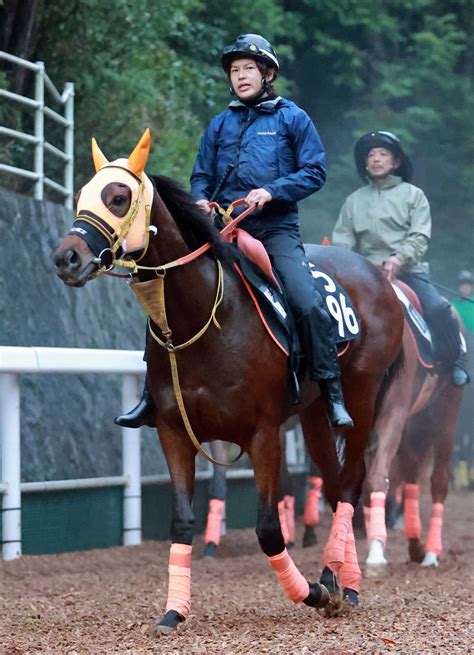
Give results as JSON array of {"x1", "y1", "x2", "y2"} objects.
[{"x1": 53, "y1": 129, "x2": 154, "y2": 286}]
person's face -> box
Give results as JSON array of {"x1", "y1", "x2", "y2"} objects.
[
  {"x1": 229, "y1": 58, "x2": 271, "y2": 100},
  {"x1": 366, "y1": 147, "x2": 399, "y2": 179},
  {"x1": 459, "y1": 282, "x2": 473, "y2": 298}
]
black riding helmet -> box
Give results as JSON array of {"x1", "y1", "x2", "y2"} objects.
[
  {"x1": 221, "y1": 34, "x2": 279, "y2": 76},
  {"x1": 354, "y1": 131, "x2": 413, "y2": 182}
]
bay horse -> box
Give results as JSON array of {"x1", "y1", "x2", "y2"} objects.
[
  {"x1": 52, "y1": 130, "x2": 403, "y2": 634},
  {"x1": 364, "y1": 286, "x2": 465, "y2": 569}
]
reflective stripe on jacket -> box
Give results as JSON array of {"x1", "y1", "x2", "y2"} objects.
[
  {"x1": 332, "y1": 175, "x2": 431, "y2": 273},
  {"x1": 190, "y1": 96, "x2": 326, "y2": 233}
]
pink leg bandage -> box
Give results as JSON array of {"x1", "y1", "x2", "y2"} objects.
[
  {"x1": 278, "y1": 499, "x2": 290, "y2": 544},
  {"x1": 322, "y1": 501, "x2": 354, "y2": 573},
  {"x1": 268, "y1": 548, "x2": 309, "y2": 603},
  {"x1": 424, "y1": 503, "x2": 444, "y2": 556},
  {"x1": 339, "y1": 523, "x2": 361, "y2": 593},
  {"x1": 369, "y1": 491, "x2": 387, "y2": 546},
  {"x1": 404, "y1": 484, "x2": 421, "y2": 539},
  {"x1": 284, "y1": 495, "x2": 296, "y2": 543},
  {"x1": 304, "y1": 476, "x2": 323, "y2": 526},
  {"x1": 204, "y1": 498, "x2": 225, "y2": 546},
  {"x1": 165, "y1": 543, "x2": 192, "y2": 618}
]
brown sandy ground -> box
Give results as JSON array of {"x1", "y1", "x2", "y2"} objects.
[{"x1": 1, "y1": 490, "x2": 473, "y2": 654}]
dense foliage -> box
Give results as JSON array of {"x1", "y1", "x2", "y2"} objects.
[{"x1": 1, "y1": 0, "x2": 472, "y2": 279}]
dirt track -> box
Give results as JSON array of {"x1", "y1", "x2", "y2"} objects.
[{"x1": 1, "y1": 491, "x2": 473, "y2": 654}]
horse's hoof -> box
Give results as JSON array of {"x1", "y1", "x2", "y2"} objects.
[
  {"x1": 366, "y1": 539, "x2": 388, "y2": 567},
  {"x1": 303, "y1": 582, "x2": 330, "y2": 608},
  {"x1": 408, "y1": 538, "x2": 425, "y2": 563},
  {"x1": 152, "y1": 610, "x2": 185, "y2": 635},
  {"x1": 302, "y1": 526, "x2": 318, "y2": 548},
  {"x1": 203, "y1": 541, "x2": 218, "y2": 558},
  {"x1": 286, "y1": 541, "x2": 295, "y2": 550},
  {"x1": 320, "y1": 566, "x2": 340, "y2": 596},
  {"x1": 420, "y1": 551, "x2": 439, "y2": 567},
  {"x1": 342, "y1": 588, "x2": 359, "y2": 607}
]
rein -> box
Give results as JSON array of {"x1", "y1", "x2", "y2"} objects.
[{"x1": 118, "y1": 197, "x2": 255, "y2": 466}]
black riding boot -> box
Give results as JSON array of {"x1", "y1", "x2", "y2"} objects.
[
  {"x1": 451, "y1": 353, "x2": 470, "y2": 387},
  {"x1": 321, "y1": 377, "x2": 354, "y2": 428},
  {"x1": 299, "y1": 307, "x2": 354, "y2": 428},
  {"x1": 114, "y1": 380, "x2": 156, "y2": 428}
]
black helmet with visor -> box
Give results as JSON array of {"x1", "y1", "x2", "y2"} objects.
[
  {"x1": 354, "y1": 131, "x2": 413, "y2": 182},
  {"x1": 221, "y1": 34, "x2": 279, "y2": 75}
]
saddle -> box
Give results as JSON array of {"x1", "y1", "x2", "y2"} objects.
[
  {"x1": 222, "y1": 225, "x2": 361, "y2": 400},
  {"x1": 391, "y1": 280, "x2": 434, "y2": 369}
]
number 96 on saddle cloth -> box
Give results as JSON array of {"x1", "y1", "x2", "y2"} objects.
[{"x1": 234, "y1": 255, "x2": 361, "y2": 357}]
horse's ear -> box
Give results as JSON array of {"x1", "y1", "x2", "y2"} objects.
[
  {"x1": 91, "y1": 138, "x2": 109, "y2": 172},
  {"x1": 128, "y1": 128, "x2": 151, "y2": 177}
]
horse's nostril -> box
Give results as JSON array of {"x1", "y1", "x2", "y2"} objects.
[
  {"x1": 66, "y1": 249, "x2": 80, "y2": 268},
  {"x1": 53, "y1": 248, "x2": 81, "y2": 272}
]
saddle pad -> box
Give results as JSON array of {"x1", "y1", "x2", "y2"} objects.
[
  {"x1": 308, "y1": 263, "x2": 361, "y2": 342},
  {"x1": 234, "y1": 254, "x2": 361, "y2": 355},
  {"x1": 392, "y1": 282, "x2": 434, "y2": 368}
]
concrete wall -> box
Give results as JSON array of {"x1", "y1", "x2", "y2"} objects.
[{"x1": 0, "y1": 189, "x2": 167, "y2": 482}]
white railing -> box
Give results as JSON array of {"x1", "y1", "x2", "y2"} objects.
[
  {"x1": 0, "y1": 346, "x2": 145, "y2": 561},
  {"x1": 0, "y1": 51, "x2": 74, "y2": 208},
  {"x1": 0, "y1": 346, "x2": 307, "y2": 561}
]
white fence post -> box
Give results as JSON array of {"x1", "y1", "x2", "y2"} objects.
[
  {"x1": 63, "y1": 82, "x2": 74, "y2": 210},
  {"x1": 121, "y1": 374, "x2": 142, "y2": 546},
  {"x1": 1, "y1": 373, "x2": 22, "y2": 560},
  {"x1": 34, "y1": 61, "x2": 45, "y2": 201}
]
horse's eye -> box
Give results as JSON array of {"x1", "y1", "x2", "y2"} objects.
[{"x1": 114, "y1": 196, "x2": 126, "y2": 205}]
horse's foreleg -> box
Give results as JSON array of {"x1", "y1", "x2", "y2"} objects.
[
  {"x1": 152, "y1": 429, "x2": 196, "y2": 635},
  {"x1": 422, "y1": 390, "x2": 462, "y2": 567},
  {"x1": 249, "y1": 430, "x2": 329, "y2": 609},
  {"x1": 366, "y1": 369, "x2": 414, "y2": 566}
]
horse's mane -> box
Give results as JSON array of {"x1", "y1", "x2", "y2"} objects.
[{"x1": 149, "y1": 174, "x2": 235, "y2": 265}]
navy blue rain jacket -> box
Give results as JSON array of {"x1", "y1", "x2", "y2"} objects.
[{"x1": 190, "y1": 97, "x2": 326, "y2": 233}]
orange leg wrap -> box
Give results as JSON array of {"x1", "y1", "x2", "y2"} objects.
[
  {"x1": 339, "y1": 523, "x2": 361, "y2": 593},
  {"x1": 268, "y1": 548, "x2": 310, "y2": 603},
  {"x1": 165, "y1": 543, "x2": 192, "y2": 618},
  {"x1": 278, "y1": 499, "x2": 290, "y2": 544},
  {"x1": 404, "y1": 483, "x2": 421, "y2": 539},
  {"x1": 304, "y1": 476, "x2": 323, "y2": 526},
  {"x1": 204, "y1": 498, "x2": 225, "y2": 546},
  {"x1": 284, "y1": 495, "x2": 296, "y2": 543},
  {"x1": 424, "y1": 503, "x2": 444, "y2": 556},
  {"x1": 322, "y1": 501, "x2": 354, "y2": 573},
  {"x1": 369, "y1": 491, "x2": 387, "y2": 546}
]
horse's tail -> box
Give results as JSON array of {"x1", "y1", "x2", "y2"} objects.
[{"x1": 374, "y1": 345, "x2": 406, "y2": 418}]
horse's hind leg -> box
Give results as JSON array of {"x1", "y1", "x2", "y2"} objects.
[
  {"x1": 151, "y1": 428, "x2": 197, "y2": 635},
  {"x1": 422, "y1": 387, "x2": 462, "y2": 566},
  {"x1": 302, "y1": 380, "x2": 382, "y2": 608},
  {"x1": 248, "y1": 428, "x2": 329, "y2": 610}
]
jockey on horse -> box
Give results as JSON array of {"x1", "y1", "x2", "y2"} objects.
[
  {"x1": 116, "y1": 33, "x2": 354, "y2": 429},
  {"x1": 332, "y1": 130, "x2": 469, "y2": 386}
]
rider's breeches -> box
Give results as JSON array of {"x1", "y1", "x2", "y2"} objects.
[
  {"x1": 253, "y1": 227, "x2": 342, "y2": 381},
  {"x1": 399, "y1": 272, "x2": 461, "y2": 365}
]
